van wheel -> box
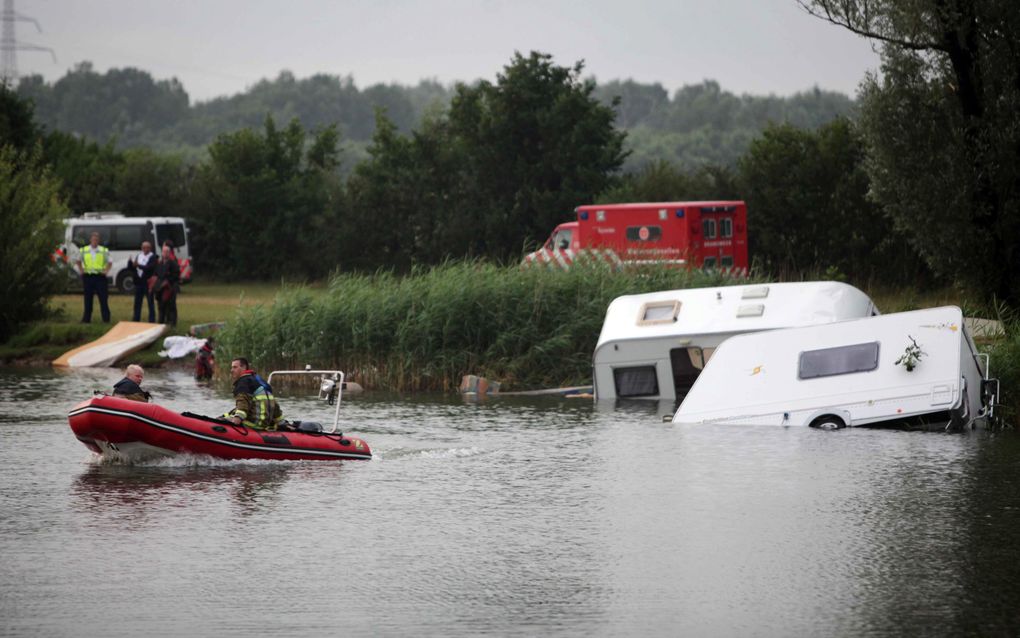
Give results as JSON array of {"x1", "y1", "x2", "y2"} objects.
[
  {"x1": 809, "y1": 415, "x2": 846, "y2": 430},
  {"x1": 116, "y1": 270, "x2": 135, "y2": 295}
]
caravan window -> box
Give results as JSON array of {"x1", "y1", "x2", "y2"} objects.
[
  {"x1": 799, "y1": 342, "x2": 880, "y2": 379},
  {"x1": 613, "y1": 366, "x2": 659, "y2": 397}
]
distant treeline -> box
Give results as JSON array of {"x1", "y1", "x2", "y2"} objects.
[{"x1": 15, "y1": 62, "x2": 854, "y2": 170}]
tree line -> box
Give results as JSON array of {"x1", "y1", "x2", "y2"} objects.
[
  {"x1": 15, "y1": 62, "x2": 854, "y2": 171},
  {"x1": 3, "y1": 0, "x2": 1019, "y2": 342}
]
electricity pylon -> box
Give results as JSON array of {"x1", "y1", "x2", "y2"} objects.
[{"x1": 1, "y1": 0, "x2": 56, "y2": 86}]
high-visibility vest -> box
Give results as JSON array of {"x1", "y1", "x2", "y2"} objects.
[
  {"x1": 82, "y1": 246, "x2": 109, "y2": 274},
  {"x1": 251, "y1": 385, "x2": 279, "y2": 428}
]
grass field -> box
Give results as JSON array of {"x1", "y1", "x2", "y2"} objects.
[{"x1": 1, "y1": 281, "x2": 321, "y2": 365}]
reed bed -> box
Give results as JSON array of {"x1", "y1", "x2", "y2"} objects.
[{"x1": 217, "y1": 262, "x2": 749, "y2": 391}]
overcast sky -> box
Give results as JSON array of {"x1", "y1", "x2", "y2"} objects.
[{"x1": 10, "y1": 0, "x2": 880, "y2": 103}]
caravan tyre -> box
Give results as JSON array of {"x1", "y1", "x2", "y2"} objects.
[{"x1": 809, "y1": 415, "x2": 846, "y2": 430}]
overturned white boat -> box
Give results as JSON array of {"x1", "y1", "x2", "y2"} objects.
[
  {"x1": 593, "y1": 281, "x2": 878, "y2": 401},
  {"x1": 672, "y1": 306, "x2": 998, "y2": 430}
]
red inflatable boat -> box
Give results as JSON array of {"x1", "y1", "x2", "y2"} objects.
[{"x1": 69, "y1": 395, "x2": 372, "y2": 462}]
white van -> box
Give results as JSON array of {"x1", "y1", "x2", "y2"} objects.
[
  {"x1": 60, "y1": 212, "x2": 193, "y2": 293},
  {"x1": 672, "y1": 306, "x2": 997, "y2": 430}
]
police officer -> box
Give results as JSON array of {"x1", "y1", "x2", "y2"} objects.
[
  {"x1": 227, "y1": 357, "x2": 283, "y2": 430},
  {"x1": 75, "y1": 231, "x2": 111, "y2": 323}
]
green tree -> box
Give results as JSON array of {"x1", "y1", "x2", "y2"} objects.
[
  {"x1": 1, "y1": 84, "x2": 41, "y2": 151},
  {"x1": 447, "y1": 51, "x2": 628, "y2": 259},
  {"x1": 115, "y1": 148, "x2": 192, "y2": 218},
  {"x1": 738, "y1": 119, "x2": 925, "y2": 283},
  {"x1": 598, "y1": 160, "x2": 740, "y2": 203},
  {"x1": 801, "y1": 0, "x2": 1020, "y2": 303},
  {"x1": 42, "y1": 131, "x2": 124, "y2": 215},
  {"x1": 345, "y1": 52, "x2": 628, "y2": 267},
  {"x1": 0, "y1": 146, "x2": 68, "y2": 341},
  {"x1": 189, "y1": 116, "x2": 344, "y2": 279}
]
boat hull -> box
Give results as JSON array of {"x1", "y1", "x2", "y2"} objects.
[{"x1": 68, "y1": 396, "x2": 372, "y2": 462}]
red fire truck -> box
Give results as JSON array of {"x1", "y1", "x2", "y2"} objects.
[{"x1": 522, "y1": 201, "x2": 749, "y2": 271}]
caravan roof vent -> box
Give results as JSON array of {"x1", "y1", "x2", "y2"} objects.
[
  {"x1": 81, "y1": 211, "x2": 125, "y2": 219},
  {"x1": 736, "y1": 304, "x2": 765, "y2": 318},
  {"x1": 638, "y1": 300, "x2": 681, "y2": 325},
  {"x1": 741, "y1": 286, "x2": 769, "y2": 300}
]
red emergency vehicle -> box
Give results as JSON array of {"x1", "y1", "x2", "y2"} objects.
[{"x1": 523, "y1": 201, "x2": 749, "y2": 271}]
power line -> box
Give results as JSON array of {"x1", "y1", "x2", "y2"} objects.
[{"x1": 1, "y1": 0, "x2": 56, "y2": 86}]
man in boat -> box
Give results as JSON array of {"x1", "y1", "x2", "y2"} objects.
[
  {"x1": 75, "y1": 231, "x2": 112, "y2": 324},
  {"x1": 112, "y1": 364, "x2": 151, "y2": 402},
  {"x1": 227, "y1": 357, "x2": 284, "y2": 430}
]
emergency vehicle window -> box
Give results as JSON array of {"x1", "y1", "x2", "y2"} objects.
[
  {"x1": 71, "y1": 225, "x2": 108, "y2": 247},
  {"x1": 613, "y1": 366, "x2": 659, "y2": 398},
  {"x1": 703, "y1": 256, "x2": 717, "y2": 268},
  {"x1": 156, "y1": 224, "x2": 187, "y2": 249},
  {"x1": 702, "y1": 219, "x2": 717, "y2": 239},
  {"x1": 625, "y1": 225, "x2": 662, "y2": 242},
  {"x1": 798, "y1": 342, "x2": 880, "y2": 380},
  {"x1": 111, "y1": 225, "x2": 147, "y2": 250},
  {"x1": 554, "y1": 229, "x2": 573, "y2": 250},
  {"x1": 720, "y1": 218, "x2": 733, "y2": 238},
  {"x1": 721, "y1": 256, "x2": 734, "y2": 268}
]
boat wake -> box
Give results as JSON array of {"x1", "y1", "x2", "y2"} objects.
[{"x1": 376, "y1": 446, "x2": 488, "y2": 461}]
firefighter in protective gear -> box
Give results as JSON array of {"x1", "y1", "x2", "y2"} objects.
[
  {"x1": 227, "y1": 357, "x2": 283, "y2": 430},
  {"x1": 75, "y1": 231, "x2": 112, "y2": 323}
]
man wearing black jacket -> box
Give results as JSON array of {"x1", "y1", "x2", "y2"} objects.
[
  {"x1": 129, "y1": 241, "x2": 158, "y2": 322},
  {"x1": 112, "y1": 364, "x2": 151, "y2": 402}
]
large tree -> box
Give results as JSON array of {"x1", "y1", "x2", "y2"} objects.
[
  {"x1": 345, "y1": 51, "x2": 628, "y2": 267},
  {"x1": 446, "y1": 51, "x2": 628, "y2": 260},
  {"x1": 800, "y1": 0, "x2": 1020, "y2": 303},
  {"x1": 189, "y1": 116, "x2": 344, "y2": 280}
]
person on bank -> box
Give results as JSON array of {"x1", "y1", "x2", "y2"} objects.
[
  {"x1": 113, "y1": 364, "x2": 151, "y2": 402},
  {"x1": 227, "y1": 357, "x2": 283, "y2": 430},
  {"x1": 152, "y1": 240, "x2": 180, "y2": 327},
  {"x1": 75, "y1": 231, "x2": 112, "y2": 324},
  {"x1": 129, "y1": 240, "x2": 158, "y2": 323}
]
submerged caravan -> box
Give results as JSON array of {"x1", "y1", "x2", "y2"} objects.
[
  {"x1": 593, "y1": 281, "x2": 878, "y2": 401},
  {"x1": 672, "y1": 306, "x2": 998, "y2": 430}
]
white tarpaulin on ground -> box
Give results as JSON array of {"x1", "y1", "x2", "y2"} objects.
[{"x1": 159, "y1": 336, "x2": 207, "y2": 359}]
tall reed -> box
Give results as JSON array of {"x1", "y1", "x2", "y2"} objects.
[{"x1": 217, "y1": 262, "x2": 750, "y2": 391}]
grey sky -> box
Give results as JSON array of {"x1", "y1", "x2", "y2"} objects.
[{"x1": 12, "y1": 0, "x2": 880, "y2": 103}]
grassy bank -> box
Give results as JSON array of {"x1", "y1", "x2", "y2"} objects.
[
  {"x1": 215, "y1": 262, "x2": 751, "y2": 391},
  {"x1": 0, "y1": 282, "x2": 305, "y2": 364}
]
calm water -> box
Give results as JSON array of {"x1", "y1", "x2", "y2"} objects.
[{"x1": 2, "y1": 366, "x2": 1020, "y2": 637}]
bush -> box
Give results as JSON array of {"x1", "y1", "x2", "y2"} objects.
[{"x1": 0, "y1": 146, "x2": 68, "y2": 341}]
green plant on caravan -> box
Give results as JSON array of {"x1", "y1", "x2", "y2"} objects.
[
  {"x1": 0, "y1": 146, "x2": 68, "y2": 342},
  {"x1": 215, "y1": 260, "x2": 754, "y2": 392}
]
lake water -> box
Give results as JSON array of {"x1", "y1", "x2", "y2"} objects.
[{"x1": 2, "y1": 366, "x2": 1019, "y2": 637}]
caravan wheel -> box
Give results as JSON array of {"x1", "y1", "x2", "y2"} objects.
[{"x1": 809, "y1": 415, "x2": 846, "y2": 430}]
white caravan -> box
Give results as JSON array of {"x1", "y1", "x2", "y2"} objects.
[
  {"x1": 672, "y1": 306, "x2": 997, "y2": 430},
  {"x1": 593, "y1": 281, "x2": 878, "y2": 401}
]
